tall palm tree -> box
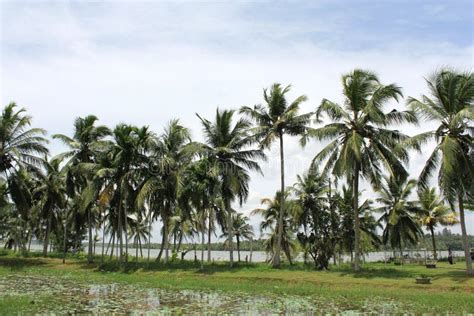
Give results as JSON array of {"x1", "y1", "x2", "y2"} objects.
[
  {"x1": 137, "y1": 120, "x2": 192, "y2": 263},
  {"x1": 0, "y1": 103, "x2": 48, "y2": 176},
  {"x1": 417, "y1": 187, "x2": 458, "y2": 260},
  {"x1": 407, "y1": 69, "x2": 473, "y2": 274},
  {"x1": 53, "y1": 115, "x2": 110, "y2": 263},
  {"x1": 240, "y1": 83, "x2": 311, "y2": 267},
  {"x1": 375, "y1": 176, "x2": 422, "y2": 256},
  {"x1": 251, "y1": 191, "x2": 300, "y2": 264},
  {"x1": 197, "y1": 109, "x2": 264, "y2": 267},
  {"x1": 34, "y1": 157, "x2": 67, "y2": 257},
  {"x1": 309, "y1": 69, "x2": 417, "y2": 271}
]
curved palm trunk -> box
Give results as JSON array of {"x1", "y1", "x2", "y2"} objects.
[
  {"x1": 353, "y1": 163, "x2": 361, "y2": 271},
  {"x1": 429, "y1": 225, "x2": 438, "y2": 260},
  {"x1": 148, "y1": 213, "x2": 152, "y2": 262},
  {"x1": 87, "y1": 208, "x2": 93, "y2": 263},
  {"x1": 272, "y1": 132, "x2": 285, "y2": 268},
  {"x1": 43, "y1": 210, "x2": 53, "y2": 257},
  {"x1": 225, "y1": 199, "x2": 234, "y2": 267},
  {"x1": 101, "y1": 223, "x2": 105, "y2": 262},
  {"x1": 157, "y1": 216, "x2": 168, "y2": 262},
  {"x1": 458, "y1": 193, "x2": 473, "y2": 275}
]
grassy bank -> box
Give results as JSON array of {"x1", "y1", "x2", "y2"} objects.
[{"x1": 0, "y1": 253, "x2": 473, "y2": 314}]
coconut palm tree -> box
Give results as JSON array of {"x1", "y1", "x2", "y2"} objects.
[
  {"x1": 375, "y1": 176, "x2": 422, "y2": 256},
  {"x1": 197, "y1": 109, "x2": 264, "y2": 267},
  {"x1": 251, "y1": 191, "x2": 300, "y2": 264},
  {"x1": 137, "y1": 120, "x2": 192, "y2": 263},
  {"x1": 309, "y1": 69, "x2": 417, "y2": 271},
  {"x1": 34, "y1": 157, "x2": 67, "y2": 257},
  {"x1": 417, "y1": 187, "x2": 458, "y2": 260},
  {"x1": 53, "y1": 115, "x2": 110, "y2": 263},
  {"x1": 407, "y1": 69, "x2": 474, "y2": 274},
  {"x1": 0, "y1": 103, "x2": 48, "y2": 176},
  {"x1": 221, "y1": 213, "x2": 254, "y2": 262},
  {"x1": 240, "y1": 83, "x2": 311, "y2": 267}
]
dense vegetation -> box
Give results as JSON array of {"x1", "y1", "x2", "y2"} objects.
[{"x1": 0, "y1": 68, "x2": 472, "y2": 274}]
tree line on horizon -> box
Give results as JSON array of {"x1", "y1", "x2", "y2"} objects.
[{"x1": 0, "y1": 68, "x2": 472, "y2": 274}]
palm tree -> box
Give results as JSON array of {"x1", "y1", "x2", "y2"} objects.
[
  {"x1": 137, "y1": 120, "x2": 192, "y2": 263},
  {"x1": 221, "y1": 213, "x2": 254, "y2": 262},
  {"x1": 53, "y1": 115, "x2": 110, "y2": 263},
  {"x1": 417, "y1": 187, "x2": 458, "y2": 260},
  {"x1": 407, "y1": 69, "x2": 473, "y2": 274},
  {"x1": 34, "y1": 157, "x2": 66, "y2": 257},
  {"x1": 197, "y1": 109, "x2": 264, "y2": 267},
  {"x1": 240, "y1": 83, "x2": 310, "y2": 267},
  {"x1": 251, "y1": 191, "x2": 300, "y2": 264},
  {"x1": 375, "y1": 176, "x2": 422, "y2": 257},
  {"x1": 0, "y1": 103, "x2": 48, "y2": 177},
  {"x1": 309, "y1": 69, "x2": 417, "y2": 271}
]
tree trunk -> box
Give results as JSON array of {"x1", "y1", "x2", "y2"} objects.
[
  {"x1": 353, "y1": 163, "x2": 361, "y2": 271},
  {"x1": 156, "y1": 217, "x2": 167, "y2": 262},
  {"x1": 177, "y1": 232, "x2": 183, "y2": 253},
  {"x1": 249, "y1": 236, "x2": 253, "y2": 263},
  {"x1": 201, "y1": 215, "x2": 205, "y2": 269},
  {"x1": 43, "y1": 210, "x2": 53, "y2": 257},
  {"x1": 88, "y1": 208, "x2": 93, "y2": 263},
  {"x1": 207, "y1": 215, "x2": 212, "y2": 262},
  {"x1": 272, "y1": 132, "x2": 285, "y2": 268},
  {"x1": 118, "y1": 198, "x2": 123, "y2": 263},
  {"x1": 109, "y1": 233, "x2": 115, "y2": 259},
  {"x1": 458, "y1": 193, "x2": 473, "y2": 275},
  {"x1": 101, "y1": 224, "x2": 105, "y2": 262},
  {"x1": 124, "y1": 204, "x2": 128, "y2": 263},
  {"x1": 148, "y1": 212, "x2": 152, "y2": 262},
  {"x1": 63, "y1": 221, "x2": 67, "y2": 264},
  {"x1": 429, "y1": 225, "x2": 438, "y2": 260},
  {"x1": 237, "y1": 235, "x2": 241, "y2": 262},
  {"x1": 226, "y1": 199, "x2": 234, "y2": 267}
]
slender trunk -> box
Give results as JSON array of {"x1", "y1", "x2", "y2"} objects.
[
  {"x1": 164, "y1": 217, "x2": 169, "y2": 263},
  {"x1": 207, "y1": 216, "x2": 212, "y2": 262},
  {"x1": 88, "y1": 208, "x2": 93, "y2": 263},
  {"x1": 429, "y1": 225, "x2": 438, "y2": 260},
  {"x1": 136, "y1": 237, "x2": 139, "y2": 261},
  {"x1": 249, "y1": 236, "x2": 253, "y2": 263},
  {"x1": 458, "y1": 193, "x2": 473, "y2": 275},
  {"x1": 43, "y1": 210, "x2": 53, "y2": 257},
  {"x1": 177, "y1": 232, "x2": 183, "y2": 252},
  {"x1": 118, "y1": 198, "x2": 123, "y2": 262},
  {"x1": 148, "y1": 213, "x2": 152, "y2": 262},
  {"x1": 272, "y1": 132, "x2": 285, "y2": 268},
  {"x1": 353, "y1": 163, "x2": 361, "y2": 271},
  {"x1": 106, "y1": 233, "x2": 113, "y2": 256},
  {"x1": 156, "y1": 218, "x2": 167, "y2": 262},
  {"x1": 109, "y1": 233, "x2": 115, "y2": 259},
  {"x1": 101, "y1": 224, "x2": 105, "y2": 262},
  {"x1": 28, "y1": 236, "x2": 32, "y2": 252},
  {"x1": 237, "y1": 235, "x2": 241, "y2": 262},
  {"x1": 124, "y1": 204, "x2": 128, "y2": 263},
  {"x1": 63, "y1": 221, "x2": 67, "y2": 264},
  {"x1": 226, "y1": 199, "x2": 234, "y2": 267},
  {"x1": 201, "y1": 215, "x2": 205, "y2": 269},
  {"x1": 139, "y1": 238, "x2": 143, "y2": 258}
]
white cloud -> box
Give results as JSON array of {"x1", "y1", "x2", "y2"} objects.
[{"x1": 1, "y1": 1, "x2": 472, "y2": 241}]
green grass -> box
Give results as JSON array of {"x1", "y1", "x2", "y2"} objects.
[{"x1": 0, "y1": 253, "x2": 473, "y2": 314}]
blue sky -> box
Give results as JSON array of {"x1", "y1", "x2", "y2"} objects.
[{"x1": 1, "y1": 0, "x2": 473, "y2": 239}]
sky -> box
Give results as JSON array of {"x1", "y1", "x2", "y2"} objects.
[{"x1": 0, "y1": 0, "x2": 473, "y2": 242}]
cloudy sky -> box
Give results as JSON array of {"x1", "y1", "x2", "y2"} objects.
[{"x1": 1, "y1": 0, "x2": 473, "y2": 240}]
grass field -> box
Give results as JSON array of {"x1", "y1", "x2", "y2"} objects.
[{"x1": 0, "y1": 252, "x2": 473, "y2": 314}]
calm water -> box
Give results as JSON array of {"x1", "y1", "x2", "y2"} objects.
[{"x1": 27, "y1": 243, "x2": 464, "y2": 263}]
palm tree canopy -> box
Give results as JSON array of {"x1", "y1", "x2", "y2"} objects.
[
  {"x1": 310, "y1": 69, "x2": 417, "y2": 188},
  {"x1": 417, "y1": 187, "x2": 458, "y2": 228},
  {"x1": 407, "y1": 69, "x2": 474, "y2": 200},
  {"x1": 0, "y1": 103, "x2": 48, "y2": 174},
  {"x1": 240, "y1": 83, "x2": 311, "y2": 148}
]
